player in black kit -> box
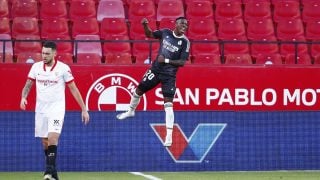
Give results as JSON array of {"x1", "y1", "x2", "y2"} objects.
[{"x1": 116, "y1": 17, "x2": 190, "y2": 147}]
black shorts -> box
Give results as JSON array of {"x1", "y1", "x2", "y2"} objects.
[{"x1": 138, "y1": 69, "x2": 176, "y2": 98}]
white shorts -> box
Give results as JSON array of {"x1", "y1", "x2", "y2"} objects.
[{"x1": 35, "y1": 111, "x2": 65, "y2": 138}]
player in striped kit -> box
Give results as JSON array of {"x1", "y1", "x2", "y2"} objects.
[
  {"x1": 117, "y1": 17, "x2": 190, "y2": 147},
  {"x1": 20, "y1": 41, "x2": 90, "y2": 180}
]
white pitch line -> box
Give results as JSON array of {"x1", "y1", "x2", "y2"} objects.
[{"x1": 130, "y1": 172, "x2": 162, "y2": 180}]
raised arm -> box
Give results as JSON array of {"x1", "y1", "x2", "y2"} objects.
[
  {"x1": 68, "y1": 81, "x2": 90, "y2": 125},
  {"x1": 141, "y1": 18, "x2": 154, "y2": 38},
  {"x1": 20, "y1": 79, "x2": 34, "y2": 110}
]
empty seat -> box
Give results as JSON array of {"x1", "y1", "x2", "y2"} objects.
[
  {"x1": 105, "y1": 53, "x2": 133, "y2": 64},
  {"x1": 224, "y1": 54, "x2": 253, "y2": 64},
  {"x1": 76, "y1": 53, "x2": 102, "y2": 64},
  {"x1": 12, "y1": 17, "x2": 39, "y2": 38},
  {"x1": 97, "y1": 0, "x2": 125, "y2": 22},
  {"x1": 129, "y1": 18, "x2": 157, "y2": 39},
  {"x1": 74, "y1": 35, "x2": 102, "y2": 57},
  {"x1": 222, "y1": 37, "x2": 250, "y2": 55},
  {"x1": 128, "y1": 0, "x2": 156, "y2": 21},
  {"x1": 132, "y1": 37, "x2": 160, "y2": 64},
  {"x1": 0, "y1": 0, "x2": 9, "y2": 18},
  {"x1": 0, "y1": 18, "x2": 10, "y2": 34},
  {"x1": 218, "y1": 19, "x2": 246, "y2": 40},
  {"x1": 280, "y1": 36, "x2": 308, "y2": 57},
  {"x1": 305, "y1": 21, "x2": 320, "y2": 41},
  {"x1": 184, "y1": 0, "x2": 214, "y2": 6},
  {"x1": 273, "y1": 1, "x2": 301, "y2": 23},
  {"x1": 100, "y1": 18, "x2": 128, "y2": 39},
  {"x1": 185, "y1": 1, "x2": 214, "y2": 20},
  {"x1": 255, "y1": 53, "x2": 283, "y2": 65},
  {"x1": 302, "y1": 1, "x2": 320, "y2": 23},
  {"x1": 46, "y1": 34, "x2": 73, "y2": 54},
  {"x1": 192, "y1": 54, "x2": 221, "y2": 64},
  {"x1": 276, "y1": 19, "x2": 304, "y2": 41},
  {"x1": 41, "y1": 18, "x2": 69, "y2": 39},
  {"x1": 251, "y1": 36, "x2": 279, "y2": 58},
  {"x1": 247, "y1": 18, "x2": 275, "y2": 40},
  {"x1": 0, "y1": 34, "x2": 13, "y2": 63},
  {"x1": 69, "y1": 0, "x2": 97, "y2": 20},
  {"x1": 157, "y1": 0, "x2": 184, "y2": 21},
  {"x1": 14, "y1": 35, "x2": 42, "y2": 56},
  {"x1": 215, "y1": 1, "x2": 242, "y2": 23},
  {"x1": 188, "y1": 18, "x2": 216, "y2": 40},
  {"x1": 0, "y1": 53, "x2": 13, "y2": 63},
  {"x1": 16, "y1": 52, "x2": 42, "y2": 63},
  {"x1": 311, "y1": 42, "x2": 320, "y2": 59},
  {"x1": 284, "y1": 54, "x2": 312, "y2": 65},
  {"x1": 55, "y1": 53, "x2": 74, "y2": 64},
  {"x1": 72, "y1": 18, "x2": 100, "y2": 38},
  {"x1": 244, "y1": 1, "x2": 271, "y2": 22},
  {"x1": 103, "y1": 35, "x2": 131, "y2": 56},
  {"x1": 158, "y1": 18, "x2": 176, "y2": 30},
  {"x1": 11, "y1": 0, "x2": 38, "y2": 18},
  {"x1": 40, "y1": 0, "x2": 68, "y2": 20},
  {"x1": 191, "y1": 37, "x2": 220, "y2": 56}
]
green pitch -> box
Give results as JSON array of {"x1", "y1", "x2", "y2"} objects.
[{"x1": 0, "y1": 171, "x2": 319, "y2": 180}]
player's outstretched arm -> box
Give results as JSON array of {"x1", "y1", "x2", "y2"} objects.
[
  {"x1": 141, "y1": 18, "x2": 154, "y2": 38},
  {"x1": 20, "y1": 79, "x2": 34, "y2": 110},
  {"x1": 67, "y1": 81, "x2": 90, "y2": 125}
]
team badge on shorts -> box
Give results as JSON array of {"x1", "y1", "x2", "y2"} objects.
[{"x1": 86, "y1": 73, "x2": 147, "y2": 111}]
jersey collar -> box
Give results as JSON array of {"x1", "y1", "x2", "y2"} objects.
[
  {"x1": 43, "y1": 60, "x2": 57, "y2": 72},
  {"x1": 173, "y1": 31, "x2": 185, "y2": 38}
]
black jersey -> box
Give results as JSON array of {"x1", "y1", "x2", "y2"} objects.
[{"x1": 151, "y1": 29, "x2": 190, "y2": 77}]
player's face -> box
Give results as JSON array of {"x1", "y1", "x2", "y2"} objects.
[
  {"x1": 42, "y1": 47, "x2": 56, "y2": 65},
  {"x1": 175, "y1": 19, "x2": 188, "y2": 36}
]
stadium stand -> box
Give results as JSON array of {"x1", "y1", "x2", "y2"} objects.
[
  {"x1": 215, "y1": 1, "x2": 242, "y2": 23},
  {"x1": 0, "y1": 17, "x2": 10, "y2": 34},
  {"x1": 255, "y1": 53, "x2": 283, "y2": 65},
  {"x1": 40, "y1": 0, "x2": 68, "y2": 20},
  {"x1": 11, "y1": 0, "x2": 38, "y2": 18},
  {"x1": 246, "y1": 18, "x2": 275, "y2": 40},
  {"x1": 100, "y1": 18, "x2": 129, "y2": 38},
  {"x1": 224, "y1": 54, "x2": 253, "y2": 64},
  {"x1": 243, "y1": 1, "x2": 271, "y2": 22},
  {"x1": 97, "y1": 0, "x2": 126, "y2": 22},
  {"x1": 188, "y1": 18, "x2": 216, "y2": 40},
  {"x1": 0, "y1": 0, "x2": 9, "y2": 18},
  {"x1": 284, "y1": 53, "x2": 312, "y2": 65},
  {"x1": 103, "y1": 35, "x2": 132, "y2": 63},
  {"x1": 185, "y1": 0, "x2": 214, "y2": 20},
  {"x1": 302, "y1": 0, "x2": 320, "y2": 23},
  {"x1": 69, "y1": 0, "x2": 97, "y2": 21},
  {"x1": 128, "y1": 0, "x2": 156, "y2": 22},
  {"x1": 41, "y1": 18, "x2": 70, "y2": 39},
  {"x1": 0, "y1": 33, "x2": 13, "y2": 63},
  {"x1": 192, "y1": 54, "x2": 221, "y2": 64},
  {"x1": 12, "y1": 17, "x2": 40, "y2": 39},
  {"x1": 157, "y1": 0, "x2": 184, "y2": 21},
  {"x1": 16, "y1": 52, "x2": 42, "y2": 63},
  {"x1": 14, "y1": 35, "x2": 42, "y2": 57},
  {"x1": 273, "y1": 1, "x2": 301, "y2": 23},
  {"x1": 71, "y1": 18, "x2": 100, "y2": 38}
]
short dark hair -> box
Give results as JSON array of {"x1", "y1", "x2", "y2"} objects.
[
  {"x1": 175, "y1": 17, "x2": 187, "y2": 22},
  {"x1": 43, "y1": 41, "x2": 57, "y2": 50}
]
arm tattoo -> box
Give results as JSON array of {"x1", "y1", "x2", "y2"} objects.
[{"x1": 22, "y1": 80, "x2": 33, "y2": 98}]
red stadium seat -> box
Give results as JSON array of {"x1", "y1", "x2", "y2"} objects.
[
  {"x1": 224, "y1": 54, "x2": 253, "y2": 64},
  {"x1": 0, "y1": 0, "x2": 9, "y2": 18},
  {"x1": 105, "y1": 53, "x2": 133, "y2": 64},
  {"x1": 251, "y1": 36, "x2": 279, "y2": 58},
  {"x1": 40, "y1": 0, "x2": 68, "y2": 20},
  {"x1": 128, "y1": 0, "x2": 156, "y2": 21},
  {"x1": 280, "y1": 36, "x2": 309, "y2": 57},
  {"x1": 192, "y1": 54, "x2": 221, "y2": 64},
  {"x1": 69, "y1": 0, "x2": 97, "y2": 20},
  {"x1": 302, "y1": 1, "x2": 320, "y2": 23},
  {"x1": 191, "y1": 37, "x2": 220, "y2": 56},
  {"x1": 247, "y1": 18, "x2": 275, "y2": 40},
  {"x1": 14, "y1": 35, "x2": 42, "y2": 56},
  {"x1": 72, "y1": 18, "x2": 100, "y2": 38},
  {"x1": 188, "y1": 18, "x2": 216, "y2": 40},
  {"x1": 100, "y1": 18, "x2": 128, "y2": 39},
  {"x1": 284, "y1": 54, "x2": 312, "y2": 65},
  {"x1": 12, "y1": 17, "x2": 39, "y2": 38},
  {"x1": 0, "y1": 53, "x2": 13, "y2": 63},
  {"x1": 0, "y1": 34, "x2": 13, "y2": 63},
  {"x1": 222, "y1": 37, "x2": 250, "y2": 55},
  {"x1": 132, "y1": 37, "x2": 160, "y2": 64},
  {"x1": 218, "y1": 19, "x2": 246, "y2": 40},
  {"x1": 157, "y1": 0, "x2": 184, "y2": 21},
  {"x1": 215, "y1": 1, "x2": 242, "y2": 23},
  {"x1": 158, "y1": 18, "x2": 176, "y2": 30},
  {"x1": 185, "y1": 1, "x2": 214, "y2": 20},
  {"x1": 103, "y1": 35, "x2": 131, "y2": 56},
  {"x1": 74, "y1": 35, "x2": 102, "y2": 57},
  {"x1": 273, "y1": 1, "x2": 301, "y2": 23},
  {"x1": 41, "y1": 18, "x2": 69, "y2": 39},
  {"x1": 184, "y1": 0, "x2": 213, "y2": 6},
  {"x1": 255, "y1": 53, "x2": 283, "y2": 65},
  {"x1": 244, "y1": 1, "x2": 271, "y2": 22},
  {"x1": 76, "y1": 53, "x2": 102, "y2": 64},
  {"x1": 311, "y1": 42, "x2": 320, "y2": 59},
  {"x1": 46, "y1": 34, "x2": 73, "y2": 54},
  {"x1": 11, "y1": 0, "x2": 38, "y2": 18},
  {"x1": 129, "y1": 18, "x2": 157, "y2": 39},
  {"x1": 305, "y1": 21, "x2": 320, "y2": 41},
  {"x1": 97, "y1": 0, "x2": 125, "y2": 22},
  {"x1": 0, "y1": 17, "x2": 10, "y2": 34},
  {"x1": 55, "y1": 53, "x2": 74, "y2": 64},
  {"x1": 16, "y1": 52, "x2": 42, "y2": 63},
  {"x1": 214, "y1": 0, "x2": 241, "y2": 4},
  {"x1": 276, "y1": 19, "x2": 304, "y2": 41}
]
